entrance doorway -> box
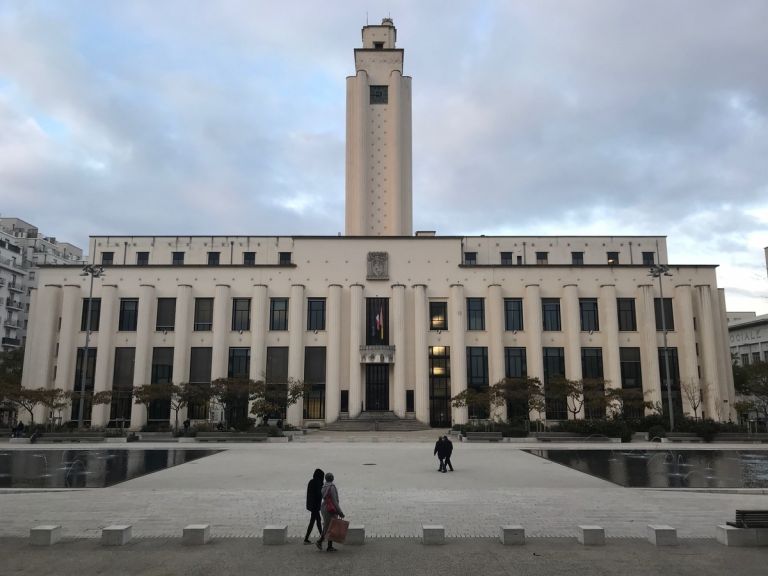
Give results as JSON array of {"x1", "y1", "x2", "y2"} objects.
[{"x1": 365, "y1": 364, "x2": 389, "y2": 411}]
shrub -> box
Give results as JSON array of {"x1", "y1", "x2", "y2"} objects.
[
  {"x1": 647, "y1": 425, "x2": 666, "y2": 441},
  {"x1": 553, "y1": 419, "x2": 633, "y2": 443}
]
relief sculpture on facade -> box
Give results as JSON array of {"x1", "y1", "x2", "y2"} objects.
[{"x1": 367, "y1": 251, "x2": 389, "y2": 280}]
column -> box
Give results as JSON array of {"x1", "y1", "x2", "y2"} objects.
[
  {"x1": 286, "y1": 284, "x2": 305, "y2": 426},
  {"x1": 697, "y1": 285, "x2": 722, "y2": 420},
  {"x1": 348, "y1": 284, "x2": 364, "y2": 417},
  {"x1": 391, "y1": 284, "x2": 406, "y2": 417},
  {"x1": 389, "y1": 70, "x2": 403, "y2": 235},
  {"x1": 325, "y1": 284, "x2": 342, "y2": 423},
  {"x1": 449, "y1": 284, "x2": 467, "y2": 425},
  {"x1": 55, "y1": 285, "x2": 81, "y2": 396},
  {"x1": 130, "y1": 284, "x2": 156, "y2": 429},
  {"x1": 717, "y1": 288, "x2": 736, "y2": 416},
  {"x1": 524, "y1": 284, "x2": 544, "y2": 421},
  {"x1": 562, "y1": 284, "x2": 582, "y2": 418},
  {"x1": 487, "y1": 284, "x2": 506, "y2": 421},
  {"x1": 599, "y1": 285, "x2": 622, "y2": 401},
  {"x1": 402, "y1": 76, "x2": 413, "y2": 235},
  {"x1": 172, "y1": 284, "x2": 193, "y2": 424},
  {"x1": 211, "y1": 284, "x2": 230, "y2": 380},
  {"x1": 413, "y1": 284, "x2": 429, "y2": 424},
  {"x1": 674, "y1": 284, "x2": 698, "y2": 416},
  {"x1": 91, "y1": 284, "x2": 118, "y2": 426},
  {"x1": 22, "y1": 284, "x2": 60, "y2": 392},
  {"x1": 637, "y1": 284, "x2": 662, "y2": 411}
]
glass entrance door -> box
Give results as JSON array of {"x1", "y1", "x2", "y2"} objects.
[{"x1": 365, "y1": 364, "x2": 389, "y2": 411}]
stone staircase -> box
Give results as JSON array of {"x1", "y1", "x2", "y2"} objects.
[{"x1": 323, "y1": 411, "x2": 432, "y2": 432}]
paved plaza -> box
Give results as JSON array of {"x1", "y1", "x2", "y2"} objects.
[{"x1": 1, "y1": 434, "x2": 767, "y2": 540}]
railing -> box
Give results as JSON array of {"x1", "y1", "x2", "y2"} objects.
[
  {"x1": 0, "y1": 257, "x2": 24, "y2": 271},
  {"x1": 5, "y1": 298, "x2": 23, "y2": 309},
  {"x1": 2, "y1": 337, "x2": 21, "y2": 347},
  {"x1": 359, "y1": 345, "x2": 395, "y2": 364},
  {"x1": 7, "y1": 282, "x2": 23, "y2": 292}
]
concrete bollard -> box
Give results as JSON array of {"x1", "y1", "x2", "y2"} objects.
[
  {"x1": 183, "y1": 524, "x2": 211, "y2": 545},
  {"x1": 577, "y1": 525, "x2": 605, "y2": 546},
  {"x1": 30, "y1": 525, "x2": 62, "y2": 546},
  {"x1": 346, "y1": 525, "x2": 366, "y2": 545},
  {"x1": 716, "y1": 525, "x2": 768, "y2": 547},
  {"x1": 499, "y1": 525, "x2": 525, "y2": 545},
  {"x1": 647, "y1": 525, "x2": 677, "y2": 546},
  {"x1": 262, "y1": 525, "x2": 287, "y2": 545},
  {"x1": 101, "y1": 525, "x2": 132, "y2": 546},
  {"x1": 422, "y1": 525, "x2": 445, "y2": 545}
]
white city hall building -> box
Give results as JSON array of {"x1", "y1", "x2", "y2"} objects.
[{"x1": 22, "y1": 19, "x2": 735, "y2": 429}]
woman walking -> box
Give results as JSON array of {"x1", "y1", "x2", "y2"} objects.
[
  {"x1": 304, "y1": 468, "x2": 324, "y2": 544},
  {"x1": 316, "y1": 472, "x2": 344, "y2": 552}
]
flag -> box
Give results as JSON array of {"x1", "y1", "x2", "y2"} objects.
[{"x1": 378, "y1": 305, "x2": 384, "y2": 339}]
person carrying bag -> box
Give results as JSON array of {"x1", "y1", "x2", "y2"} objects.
[{"x1": 316, "y1": 472, "x2": 345, "y2": 552}]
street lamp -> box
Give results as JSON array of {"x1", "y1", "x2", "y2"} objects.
[
  {"x1": 649, "y1": 264, "x2": 674, "y2": 431},
  {"x1": 78, "y1": 264, "x2": 105, "y2": 429}
]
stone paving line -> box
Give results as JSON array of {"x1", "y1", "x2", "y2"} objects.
[{"x1": 1, "y1": 441, "x2": 767, "y2": 540}]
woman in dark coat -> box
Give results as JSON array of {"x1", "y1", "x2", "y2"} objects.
[{"x1": 304, "y1": 468, "x2": 325, "y2": 544}]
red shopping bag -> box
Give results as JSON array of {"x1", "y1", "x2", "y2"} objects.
[{"x1": 326, "y1": 517, "x2": 349, "y2": 543}]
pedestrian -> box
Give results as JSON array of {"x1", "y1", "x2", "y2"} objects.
[
  {"x1": 304, "y1": 468, "x2": 324, "y2": 544},
  {"x1": 316, "y1": 472, "x2": 344, "y2": 552},
  {"x1": 443, "y1": 435, "x2": 454, "y2": 472},
  {"x1": 434, "y1": 436, "x2": 446, "y2": 472}
]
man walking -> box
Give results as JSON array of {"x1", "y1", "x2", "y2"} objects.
[
  {"x1": 443, "y1": 435, "x2": 454, "y2": 472},
  {"x1": 434, "y1": 436, "x2": 446, "y2": 472}
]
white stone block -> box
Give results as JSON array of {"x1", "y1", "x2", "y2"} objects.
[
  {"x1": 9, "y1": 438, "x2": 30, "y2": 444},
  {"x1": 30, "y1": 525, "x2": 61, "y2": 546},
  {"x1": 716, "y1": 525, "x2": 757, "y2": 547},
  {"x1": 499, "y1": 525, "x2": 525, "y2": 545},
  {"x1": 422, "y1": 524, "x2": 445, "y2": 545},
  {"x1": 346, "y1": 525, "x2": 365, "y2": 545},
  {"x1": 183, "y1": 524, "x2": 211, "y2": 545},
  {"x1": 577, "y1": 525, "x2": 605, "y2": 546},
  {"x1": 262, "y1": 525, "x2": 287, "y2": 545},
  {"x1": 647, "y1": 524, "x2": 677, "y2": 546},
  {"x1": 101, "y1": 525, "x2": 132, "y2": 546}
]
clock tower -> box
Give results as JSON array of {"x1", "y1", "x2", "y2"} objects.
[{"x1": 345, "y1": 18, "x2": 413, "y2": 236}]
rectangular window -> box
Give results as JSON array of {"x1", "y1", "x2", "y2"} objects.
[
  {"x1": 607, "y1": 251, "x2": 619, "y2": 265},
  {"x1": 71, "y1": 348, "x2": 97, "y2": 423},
  {"x1": 581, "y1": 348, "x2": 604, "y2": 379},
  {"x1": 543, "y1": 347, "x2": 567, "y2": 420},
  {"x1": 654, "y1": 298, "x2": 675, "y2": 331},
  {"x1": 243, "y1": 252, "x2": 256, "y2": 266},
  {"x1": 101, "y1": 252, "x2": 114, "y2": 265},
  {"x1": 366, "y1": 297, "x2": 389, "y2": 345},
  {"x1": 500, "y1": 252, "x2": 513, "y2": 265},
  {"x1": 619, "y1": 347, "x2": 642, "y2": 389},
  {"x1": 429, "y1": 346, "x2": 451, "y2": 427},
  {"x1": 504, "y1": 347, "x2": 528, "y2": 421},
  {"x1": 504, "y1": 347, "x2": 527, "y2": 379},
  {"x1": 741, "y1": 353, "x2": 749, "y2": 366},
  {"x1": 579, "y1": 298, "x2": 599, "y2": 332},
  {"x1": 504, "y1": 298, "x2": 523, "y2": 331},
  {"x1": 279, "y1": 252, "x2": 292, "y2": 265},
  {"x1": 118, "y1": 298, "x2": 139, "y2": 331},
  {"x1": 266, "y1": 347, "x2": 289, "y2": 419},
  {"x1": 536, "y1": 252, "x2": 548, "y2": 265},
  {"x1": 207, "y1": 252, "x2": 220, "y2": 266},
  {"x1": 270, "y1": 298, "x2": 289, "y2": 330},
  {"x1": 227, "y1": 347, "x2": 250, "y2": 379},
  {"x1": 642, "y1": 252, "x2": 655, "y2": 266},
  {"x1": 370, "y1": 85, "x2": 388, "y2": 104},
  {"x1": 429, "y1": 301, "x2": 448, "y2": 331},
  {"x1": 156, "y1": 298, "x2": 176, "y2": 332},
  {"x1": 658, "y1": 347, "x2": 683, "y2": 419},
  {"x1": 572, "y1": 252, "x2": 584, "y2": 266},
  {"x1": 194, "y1": 298, "x2": 213, "y2": 331},
  {"x1": 151, "y1": 347, "x2": 174, "y2": 384},
  {"x1": 464, "y1": 252, "x2": 477, "y2": 265},
  {"x1": 303, "y1": 347, "x2": 326, "y2": 420},
  {"x1": 542, "y1": 298, "x2": 561, "y2": 331},
  {"x1": 617, "y1": 298, "x2": 637, "y2": 331},
  {"x1": 80, "y1": 298, "x2": 101, "y2": 332},
  {"x1": 232, "y1": 298, "x2": 251, "y2": 331},
  {"x1": 110, "y1": 347, "x2": 135, "y2": 425},
  {"x1": 753, "y1": 352, "x2": 761, "y2": 364},
  {"x1": 172, "y1": 251, "x2": 184, "y2": 266},
  {"x1": 582, "y1": 347, "x2": 605, "y2": 419},
  {"x1": 136, "y1": 252, "x2": 149, "y2": 266},
  {"x1": 466, "y1": 346, "x2": 489, "y2": 419},
  {"x1": 307, "y1": 298, "x2": 326, "y2": 331},
  {"x1": 467, "y1": 297, "x2": 485, "y2": 331},
  {"x1": 188, "y1": 347, "x2": 212, "y2": 420}
]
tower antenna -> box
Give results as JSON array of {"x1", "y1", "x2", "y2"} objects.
[{"x1": 366, "y1": 11, "x2": 368, "y2": 25}]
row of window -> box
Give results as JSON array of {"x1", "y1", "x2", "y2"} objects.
[
  {"x1": 80, "y1": 295, "x2": 677, "y2": 334},
  {"x1": 100, "y1": 251, "x2": 293, "y2": 267},
  {"x1": 463, "y1": 251, "x2": 657, "y2": 266},
  {"x1": 739, "y1": 351, "x2": 768, "y2": 366}
]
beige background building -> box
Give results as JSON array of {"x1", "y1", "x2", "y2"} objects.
[{"x1": 21, "y1": 19, "x2": 736, "y2": 429}]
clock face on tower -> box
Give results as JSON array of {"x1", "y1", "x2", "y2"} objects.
[{"x1": 370, "y1": 85, "x2": 388, "y2": 105}]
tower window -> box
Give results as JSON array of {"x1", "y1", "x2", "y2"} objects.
[
  {"x1": 370, "y1": 85, "x2": 388, "y2": 105},
  {"x1": 373, "y1": 42, "x2": 384, "y2": 49}
]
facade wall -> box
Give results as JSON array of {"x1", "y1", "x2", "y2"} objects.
[
  {"x1": 730, "y1": 315, "x2": 768, "y2": 366},
  {"x1": 23, "y1": 235, "x2": 735, "y2": 427}
]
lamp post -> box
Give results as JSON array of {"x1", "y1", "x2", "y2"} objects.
[
  {"x1": 78, "y1": 264, "x2": 104, "y2": 429},
  {"x1": 649, "y1": 264, "x2": 674, "y2": 431}
]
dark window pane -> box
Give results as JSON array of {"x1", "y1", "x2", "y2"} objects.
[
  {"x1": 156, "y1": 298, "x2": 176, "y2": 331},
  {"x1": 304, "y1": 347, "x2": 326, "y2": 419},
  {"x1": 279, "y1": 252, "x2": 292, "y2": 265},
  {"x1": 467, "y1": 298, "x2": 485, "y2": 331},
  {"x1": 188, "y1": 347, "x2": 212, "y2": 419},
  {"x1": 466, "y1": 346, "x2": 489, "y2": 419},
  {"x1": 572, "y1": 252, "x2": 584, "y2": 266},
  {"x1": 227, "y1": 347, "x2": 250, "y2": 379},
  {"x1": 366, "y1": 297, "x2": 389, "y2": 345},
  {"x1": 429, "y1": 346, "x2": 451, "y2": 427},
  {"x1": 579, "y1": 298, "x2": 599, "y2": 332},
  {"x1": 543, "y1": 347, "x2": 567, "y2": 420},
  {"x1": 101, "y1": 252, "x2": 114, "y2": 265},
  {"x1": 654, "y1": 298, "x2": 675, "y2": 331},
  {"x1": 232, "y1": 298, "x2": 251, "y2": 331},
  {"x1": 118, "y1": 298, "x2": 139, "y2": 331},
  {"x1": 110, "y1": 347, "x2": 134, "y2": 425},
  {"x1": 270, "y1": 298, "x2": 289, "y2": 331},
  {"x1": 172, "y1": 252, "x2": 184, "y2": 265},
  {"x1": 504, "y1": 298, "x2": 523, "y2": 331},
  {"x1": 642, "y1": 252, "x2": 655, "y2": 266},
  {"x1": 430, "y1": 301, "x2": 448, "y2": 331},
  {"x1": 307, "y1": 298, "x2": 326, "y2": 331},
  {"x1": 500, "y1": 252, "x2": 513, "y2": 265},
  {"x1": 266, "y1": 347, "x2": 289, "y2": 419},
  {"x1": 243, "y1": 252, "x2": 256, "y2": 266},
  {"x1": 194, "y1": 298, "x2": 213, "y2": 331},
  {"x1": 207, "y1": 252, "x2": 220, "y2": 266},
  {"x1": 658, "y1": 347, "x2": 683, "y2": 419},
  {"x1": 71, "y1": 348, "x2": 96, "y2": 424},
  {"x1": 136, "y1": 252, "x2": 149, "y2": 266},
  {"x1": 617, "y1": 298, "x2": 637, "y2": 331},
  {"x1": 607, "y1": 252, "x2": 619, "y2": 265},
  {"x1": 542, "y1": 298, "x2": 561, "y2": 331},
  {"x1": 464, "y1": 252, "x2": 477, "y2": 265},
  {"x1": 536, "y1": 252, "x2": 548, "y2": 265},
  {"x1": 370, "y1": 85, "x2": 388, "y2": 104},
  {"x1": 81, "y1": 298, "x2": 101, "y2": 332}
]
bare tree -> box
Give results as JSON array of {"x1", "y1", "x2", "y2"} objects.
[{"x1": 680, "y1": 379, "x2": 703, "y2": 419}]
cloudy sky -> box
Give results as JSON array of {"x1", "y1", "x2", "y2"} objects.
[{"x1": 1, "y1": 1, "x2": 766, "y2": 313}]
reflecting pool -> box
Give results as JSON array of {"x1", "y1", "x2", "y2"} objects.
[
  {"x1": 526, "y1": 449, "x2": 768, "y2": 488},
  {"x1": 0, "y1": 449, "x2": 220, "y2": 489}
]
